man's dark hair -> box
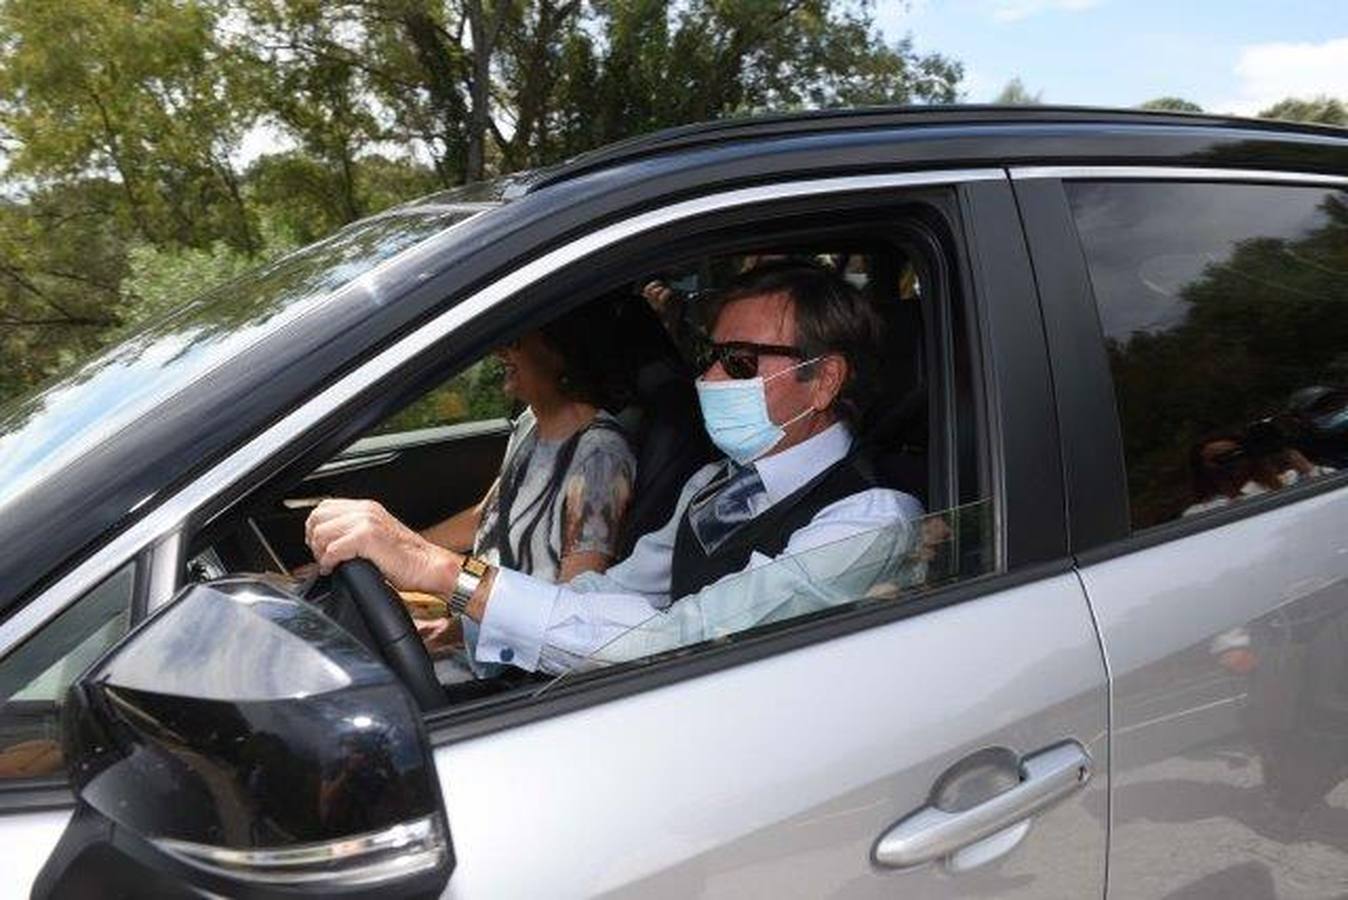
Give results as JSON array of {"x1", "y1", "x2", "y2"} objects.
[{"x1": 719, "y1": 259, "x2": 886, "y2": 428}]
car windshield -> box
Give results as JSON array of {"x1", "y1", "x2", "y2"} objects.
[{"x1": 0, "y1": 203, "x2": 494, "y2": 511}]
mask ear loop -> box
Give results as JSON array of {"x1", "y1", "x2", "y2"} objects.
[
  {"x1": 765, "y1": 355, "x2": 825, "y2": 436},
  {"x1": 762, "y1": 354, "x2": 824, "y2": 384}
]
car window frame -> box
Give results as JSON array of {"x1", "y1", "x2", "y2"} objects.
[
  {"x1": 1015, "y1": 166, "x2": 1348, "y2": 564},
  {"x1": 0, "y1": 553, "x2": 150, "y2": 808},
  {"x1": 1, "y1": 168, "x2": 1064, "y2": 753}
]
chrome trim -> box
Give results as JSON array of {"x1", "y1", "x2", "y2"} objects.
[
  {"x1": 145, "y1": 529, "x2": 184, "y2": 613},
  {"x1": 308, "y1": 450, "x2": 400, "y2": 478},
  {"x1": 1010, "y1": 165, "x2": 1348, "y2": 187},
  {"x1": 247, "y1": 517, "x2": 289, "y2": 574},
  {"x1": 1, "y1": 168, "x2": 1003, "y2": 658},
  {"x1": 154, "y1": 814, "x2": 446, "y2": 886}
]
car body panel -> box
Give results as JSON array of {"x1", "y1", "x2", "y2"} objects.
[
  {"x1": 1080, "y1": 484, "x2": 1348, "y2": 898},
  {"x1": 434, "y1": 574, "x2": 1107, "y2": 899},
  {"x1": 0, "y1": 808, "x2": 69, "y2": 896}
]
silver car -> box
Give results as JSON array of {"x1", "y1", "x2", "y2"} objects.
[{"x1": 1, "y1": 107, "x2": 1346, "y2": 898}]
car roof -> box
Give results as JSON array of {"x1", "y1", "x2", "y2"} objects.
[
  {"x1": 528, "y1": 105, "x2": 1348, "y2": 191},
  {"x1": 3, "y1": 106, "x2": 1346, "y2": 614}
]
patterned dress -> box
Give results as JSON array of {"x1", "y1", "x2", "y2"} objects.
[{"x1": 473, "y1": 408, "x2": 636, "y2": 583}]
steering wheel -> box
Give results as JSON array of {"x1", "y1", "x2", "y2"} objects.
[{"x1": 333, "y1": 559, "x2": 445, "y2": 712}]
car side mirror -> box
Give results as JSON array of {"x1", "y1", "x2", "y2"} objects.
[{"x1": 33, "y1": 576, "x2": 453, "y2": 899}]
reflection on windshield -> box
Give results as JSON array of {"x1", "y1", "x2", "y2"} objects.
[
  {"x1": 534, "y1": 499, "x2": 993, "y2": 696},
  {"x1": 0, "y1": 206, "x2": 488, "y2": 510}
]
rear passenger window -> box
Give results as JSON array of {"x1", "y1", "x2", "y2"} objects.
[{"x1": 1068, "y1": 181, "x2": 1348, "y2": 529}]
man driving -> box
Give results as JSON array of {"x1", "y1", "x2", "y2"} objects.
[{"x1": 305, "y1": 262, "x2": 924, "y2": 674}]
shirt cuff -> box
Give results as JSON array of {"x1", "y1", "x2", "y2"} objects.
[{"x1": 475, "y1": 567, "x2": 558, "y2": 672}]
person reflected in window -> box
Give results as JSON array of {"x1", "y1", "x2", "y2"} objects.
[
  {"x1": 305, "y1": 263, "x2": 924, "y2": 674},
  {"x1": 413, "y1": 297, "x2": 637, "y2": 654},
  {"x1": 1183, "y1": 425, "x2": 1329, "y2": 517}
]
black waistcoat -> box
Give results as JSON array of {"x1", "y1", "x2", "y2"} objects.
[{"x1": 669, "y1": 453, "x2": 878, "y2": 600}]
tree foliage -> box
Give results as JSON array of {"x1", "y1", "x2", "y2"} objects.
[
  {"x1": 1258, "y1": 95, "x2": 1347, "y2": 126},
  {"x1": 0, "y1": 0, "x2": 963, "y2": 408},
  {"x1": 1139, "y1": 97, "x2": 1203, "y2": 112},
  {"x1": 993, "y1": 76, "x2": 1040, "y2": 105}
]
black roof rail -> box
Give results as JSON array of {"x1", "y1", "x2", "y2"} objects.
[{"x1": 527, "y1": 104, "x2": 1348, "y2": 193}]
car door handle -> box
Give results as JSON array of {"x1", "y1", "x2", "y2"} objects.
[{"x1": 873, "y1": 741, "x2": 1091, "y2": 870}]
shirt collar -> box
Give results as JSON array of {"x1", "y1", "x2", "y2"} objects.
[{"x1": 751, "y1": 421, "x2": 853, "y2": 505}]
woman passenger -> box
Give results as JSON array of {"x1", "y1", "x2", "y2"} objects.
[{"x1": 416, "y1": 298, "x2": 637, "y2": 654}]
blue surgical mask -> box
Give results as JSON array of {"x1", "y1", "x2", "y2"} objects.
[{"x1": 695, "y1": 358, "x2": 819, "y2": 464}]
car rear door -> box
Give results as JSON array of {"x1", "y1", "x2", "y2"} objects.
[
  {"x1": 1019, "y1": 166, "x2": 1348, "y2": 898},
  {"x1": 423, "y1": 173, "x2": 1111, "y2": 898}
]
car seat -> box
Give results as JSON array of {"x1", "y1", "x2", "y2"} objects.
[
  {"x1": 609, "y1": 296, "x2": 717, "y2": 558},
  {"x1": 860, "y1": 259, "x2": 930, "y2": 509}
]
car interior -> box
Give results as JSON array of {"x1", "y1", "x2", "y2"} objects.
[{"x1": 182, "y1": 208, "x2": 990, "y2": 711}]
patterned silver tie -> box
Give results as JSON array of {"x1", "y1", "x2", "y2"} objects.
[{"x1": 688, "y1": 462, "x2": 766, "y2": 554}]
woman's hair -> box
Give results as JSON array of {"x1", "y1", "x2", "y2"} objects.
[
  {"x1": 536, "y1": 296, "x2": 635, "y2": 413},
  {"x1": 485, "y1": 295, "x2": 641, "y2": 572}
]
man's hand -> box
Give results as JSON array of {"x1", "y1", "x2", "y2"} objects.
[{"x1": 305, "y1": 498, "x2": 460, "y2": 596}]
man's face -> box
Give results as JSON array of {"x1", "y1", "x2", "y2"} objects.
[{"x1": 703, "y1": 291, "x2": 836, "y2": 450}]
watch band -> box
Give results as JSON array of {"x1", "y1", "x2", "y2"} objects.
[{"x1": 448, "y1": 555, "x2": 490, "y2": 616}]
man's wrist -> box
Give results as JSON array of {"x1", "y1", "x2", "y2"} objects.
[
  {"x1": 431, "y1": 548, "x2": 463, "y2": 598},
  {"x1": 465, "y1": 566, "x2": 495, "y2": 622},
  {"x1": 445, "y1": 553, "x2": 495, "y2": 621}
]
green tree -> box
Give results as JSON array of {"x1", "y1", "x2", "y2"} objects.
[
  {"x1": 0, "y1": 0, "x2": 966, "y2": 409},
  {"x1": 234, "y1": 0, "x2": 384, "y2": 224},
  {"x1": 0, "y1": 0, "x2": 259, "y2": 252},
  {"x1": 525, "y1": 0, "x2": 962, "y2": 168},
  {"x1": 993, "y1": 76, "x2": 1040, "y2": 105},
  {"x1": 1258, "y1": 96, "x2": 1347, "y2": 126},
  {"x1": 0, "y1": 182, "x2": 133, "y2": 400},
  {"x1": 1139, "y1": 97, "x2": 1203, "y2": 112}
]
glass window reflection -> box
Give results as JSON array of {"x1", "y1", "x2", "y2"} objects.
[
  {"x1": 0, "y1": 563, "x2": 134, "y2": 781},
  {"x1": 1069, "y1": 182, "x2": 1348, "y2": 529}
]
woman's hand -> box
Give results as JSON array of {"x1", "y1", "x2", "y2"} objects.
[
  {"x1": 305, "y1": 498, "x2": 460, "y2": 595},
  {"x1": 416, "y1": 616, "x2": 464, "y2": 658}
]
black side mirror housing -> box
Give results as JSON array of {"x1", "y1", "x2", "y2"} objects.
[{"x1": 34, "y1": 577, "x2": 453, "y2": 899}]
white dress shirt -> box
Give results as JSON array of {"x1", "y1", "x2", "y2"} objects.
[{"x1": 475, "y1": 422, "x2": 924, "y2": 674}]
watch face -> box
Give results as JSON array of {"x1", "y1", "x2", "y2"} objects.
[{"x1": 464, "y1": 556, "x2": 490, "y2": 577}]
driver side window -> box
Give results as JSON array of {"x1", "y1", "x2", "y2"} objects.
[{"x1": 196, "y1": 199, "x2": 998, "y2": 711}]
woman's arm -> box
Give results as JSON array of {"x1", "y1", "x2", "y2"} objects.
[
  {"x1": 420, "y1": 478, "x2": 498, "y2": 553},
  {"x1": 559, "y1": 550, "x2": 613, "y2": 581},
  {"x1": 558, "y1": 437, "x2": 636, "y2": 581}
]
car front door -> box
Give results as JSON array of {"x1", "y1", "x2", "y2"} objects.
[
  {"x1": 1020, "y1": 167, "x2": 1348, "y2": 898},
  {"x1": 419, "y1": 173, "x2": 1110, "y2": 897}
]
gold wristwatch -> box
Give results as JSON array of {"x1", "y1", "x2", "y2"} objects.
[{"x1": 448, "y1": 555, "x2": 490, "y2": 616}]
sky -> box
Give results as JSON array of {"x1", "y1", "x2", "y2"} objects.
[{"x1": 876, "y1": 0, "x2": 1348, "y2": 114}]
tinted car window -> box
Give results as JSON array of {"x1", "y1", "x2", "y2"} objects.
[
  {"x1": 0, "y1": 563, "x2": 134, "y2": 781},
  {"x1": 1068, "y1": 182, "x2": 1348, "y2": 529}
]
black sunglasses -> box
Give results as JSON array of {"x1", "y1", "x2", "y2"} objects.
[{"x1": 696, "y1": 340, "x2": 807, "y2": 379}]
